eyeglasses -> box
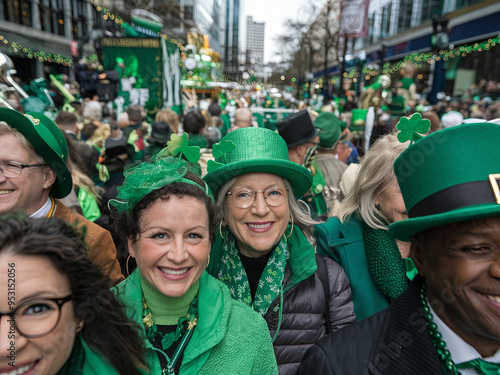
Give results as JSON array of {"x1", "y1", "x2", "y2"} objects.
[
  {"x1": 227, "y1": 186, "x2": 288, "y2": 209},
  {"x1": 0, "y1": 294, "x2": 73, "y2": 338},
  {"x1": 0, "y1": 161, "x2": 48, "y2": 178}
]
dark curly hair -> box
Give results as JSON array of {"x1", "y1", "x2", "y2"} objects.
[
  {"x1": 0, "y1": 216, "x2": 147, "y2": 375},
  {"x1": 111, "y1": 172, "x2": 222, "y2": 246}
]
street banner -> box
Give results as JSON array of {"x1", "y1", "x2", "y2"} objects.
[{"x1": 340, "y1": 0, "x2": 370, "y2": 37}]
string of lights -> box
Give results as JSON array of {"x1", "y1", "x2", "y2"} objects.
[
  {"x1": 0, "y1": 35, "x2": 73, "y2": 66},
  {"x1": 87, "y1": 0, "x2": 185, "y2": 50},
  {"x1": 332, "y1": 33, "x2": 500, "y2": 83}
]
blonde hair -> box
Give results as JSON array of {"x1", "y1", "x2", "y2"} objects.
[
  {"x1": 85, "y1": 121, "x2": 110, "y2": 148},
  {"x1": 155, "y1": 109, "x2": 179, "y2": 134},
  {"x1": 216, "y1": 175, "x2": 318, "y2": 241},
  {"x1": 0, "y1": 121, "x2": 45, "y2": 164},
  {"x1": 70, "y1": 161, "x2": 103, "y2": 203},
  {"x1": 338, "y1": 131, "x2": 409, "y2": 230}
]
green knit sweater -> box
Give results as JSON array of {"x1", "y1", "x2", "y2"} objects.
[{"x1": 139, "y1": 273, "x2": 199, "y2": 325}]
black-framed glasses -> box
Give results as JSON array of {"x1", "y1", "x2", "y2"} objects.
[
  {"x1": 227, "y1": 186, "x2": 288, "y2": 209},
  {"x1": 0, "y1": 161, "x2": 48, "y2": 178},
  {"x1": 0, "y1": 294, "x2": 73, "y2": 338}
]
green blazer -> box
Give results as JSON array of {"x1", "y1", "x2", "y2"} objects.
[{"x1": 315, "y1": 217, "x2": 389, "y2": 320}]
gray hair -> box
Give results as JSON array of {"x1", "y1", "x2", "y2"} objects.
[
  {"x1": 82, "y1": 101, "x2": 103, "y2": 122},
  {"x1": 0, "y1": 121, "x2": 45, "y2": 164},
  {"x1": 216, "y1": 175, "x2": 317, "y2": 241},
  {"x1": 338, "y1": 131, "x2": 409, "y2": 230}
]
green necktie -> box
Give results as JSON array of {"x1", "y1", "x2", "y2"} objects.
[{"x1": 456, "y1": 358, "x2": 500, "y2": 375}]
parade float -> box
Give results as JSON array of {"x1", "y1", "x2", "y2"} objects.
[{"x1": 100, "y1": 9, "x2": 182, "y2": 116}]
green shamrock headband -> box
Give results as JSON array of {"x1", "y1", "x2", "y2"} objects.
[
  {"x1": 395, "y1": 112, "x2": 431, "y2": 145},
  {"x1": 109, "y1": 134, "x2": 214, "y2": 213}
]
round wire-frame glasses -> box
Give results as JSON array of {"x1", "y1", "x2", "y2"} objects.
[{"x1": 227, "y1": 186, "x2": 289, "y2": 209}]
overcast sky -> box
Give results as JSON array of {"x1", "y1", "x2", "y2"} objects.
[{"x1": 244, "y1": 0, "x2": 312, "y2": 64}]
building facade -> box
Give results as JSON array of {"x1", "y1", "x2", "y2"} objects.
[
  {"x1": 313, "y1": 0, "x2": 500, "y2": 96},
  {"x1": 0, "y1": 0, "x2": 100, "y2": 80},
  {"x1": 245, "y1": 15, "x2": 264, "y2": 64}
]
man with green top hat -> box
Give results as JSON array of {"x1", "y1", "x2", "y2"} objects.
[
  {"x1": 298, "y1": 121, "x2": 500, "y2": 374},
  {"x1": 311, "y1": 112, "x2": 347, "y2": 216},
  {"x1": 0, "y1": 107, "x2": 123, "y2": 284}
]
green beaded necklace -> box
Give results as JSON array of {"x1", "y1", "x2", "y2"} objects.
[
  {"x1": 143, "y1": 296, "x2": 198, "y2": 375},
  {"x1": 419, "y1": 283, "x2": 462, "y2": 375}
]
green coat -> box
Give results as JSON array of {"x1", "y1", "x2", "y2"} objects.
[
  {"x1": 57, "y1": 335, "x2": 148, "y2": 375},
  {"x1": 315, "y1": 217, "x2": 389, "y2": 320},
  {"x1": 112, "y1": 270, "x2": 278, "y2": 375}
]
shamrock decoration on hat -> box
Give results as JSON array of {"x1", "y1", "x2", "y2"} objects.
[
  {"x1": 109, "y1": 133, "x2": 213, "y2": 213},
  {"x1": 156, "y1": 133, "x2": 201, "y2": 164},
  {"x1": 395, "y1": 112, "x2": 431, "y2": 145},
  {"x1": 207, "y1": 139, "x2": 236, "y2": 173}
]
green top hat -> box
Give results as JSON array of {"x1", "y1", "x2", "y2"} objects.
[
  {"x1": 387, "y1": 96, "x2": 406, "y2": 116},
  {"x1": 314, "y1": 112, "x2": 341, "y2": 149},
  {"x1": 389, "y1": 123, "x2": 500, "y2": 241},
  {"x1": 203, "y1": 127, "x2": 312, "y2": 199},
  {"x1": 0, "y1": 108, "x2": 72, "y2": 198},
  {"x1": 351, "y1": 108, "x2": 368, "y2": 129}
]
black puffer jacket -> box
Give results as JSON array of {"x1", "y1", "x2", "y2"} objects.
[{"x1": 265, "y1": 256, "x2": 356, "y2": 375}]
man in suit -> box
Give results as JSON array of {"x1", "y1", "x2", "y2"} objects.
[
  {"x1": 298, "y1": 122, "x2": 500, "y2": 374},
  {"x1": 0, "y1": 107, "x2": 123, "y2": 285}
]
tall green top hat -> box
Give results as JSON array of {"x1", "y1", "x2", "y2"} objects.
[
  {"x1": 389, "y1": 123, "x2": 500, "y2": 241},
  {"x1": 0, "y1": 108, "x2": 72, "y2": 198},
  {"x1": 203, "y1": 127, "x2": 312, "y2": 199}
]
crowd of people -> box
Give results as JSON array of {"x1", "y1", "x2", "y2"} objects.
[{"x1": 0, "y1": 75, "x2": 499, "y2": 375}]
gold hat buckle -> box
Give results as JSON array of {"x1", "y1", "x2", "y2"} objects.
[{"x1": 488, "y1": 174, "x2": 500, "y2": 204}]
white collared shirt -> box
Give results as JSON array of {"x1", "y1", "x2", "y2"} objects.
[
  {"x1": 30, "y1": 197, "x2": 52, "y2": 218},
  {"x1": 430, "y1": 302, "x2": 500, "y2": 374}
]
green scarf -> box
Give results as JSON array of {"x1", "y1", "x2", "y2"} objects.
[
  {"x1": 217, "y1": 232, "x2": 289, "y2": 316},
  {"x1": 362, "y1": 221, "x2": 409, "y2": 301}
]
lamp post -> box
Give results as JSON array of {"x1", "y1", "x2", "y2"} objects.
[{"x1": 428, "y1": 14, "x2": 449, "y2": 104}]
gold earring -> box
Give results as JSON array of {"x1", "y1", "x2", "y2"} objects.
[
  {"x1": 286, "y1": 214, "x2": 294, "y2": 239},
  {"x1": 219, "y1": 222, "x2": 226, "y2": 239},
  {"x1": 206, "y1": 256, "x2": 210, "y2": 268},
  {"x1": 126, "y1": 255, "x2": 133, "y2": 277}
]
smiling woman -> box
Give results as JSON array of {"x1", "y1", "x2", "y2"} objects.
[
  {"x1": 110, "y1": 143, "x2": 278, "y2": 375},
  {"x1": 204, "y1": 127, "x2": 356, "y2": 375},
  {"x1": 0, "y1": 216, "x2": 147, "y2": 375}
]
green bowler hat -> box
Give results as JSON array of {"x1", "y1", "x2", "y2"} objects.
[
  {"x1": 389, "y1": 123, "x2": 500, "y2": 241},
  {"x1": 203, "y1": 127, "x2": 312, "y2": 199},
  {"x1": 0, "y1": 108, "x2": 72, "y2": 198},
  {"x1": 314, "y1": 112, "x2": 341, "y2": 149}
]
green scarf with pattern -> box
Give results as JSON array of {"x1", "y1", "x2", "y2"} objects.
[
  {"x1": 217, "y1": 232, "x2": 289, "y2": 316},
  {"x1": 362, "y1": 221, "x2": 409, "y2": 301}
]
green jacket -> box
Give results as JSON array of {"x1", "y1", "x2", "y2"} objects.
[
  {"x1": 57, "y1": 335, "x2": 148, "y2": 375},
  {"x1": 112, "y1": 270, "x2": 278, "y2": 375},
  {"x1": 315, "y1": 217, "x2": 389, "y2": 320}
]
